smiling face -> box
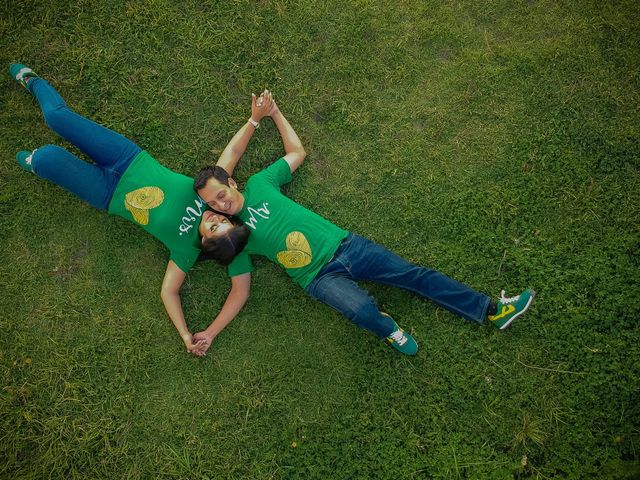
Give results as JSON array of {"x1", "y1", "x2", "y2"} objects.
[
  {"x1": 197, "y1": 177, "x2": 244, "y2": 216},
  {"x1": 198, "y1": 210, "x2": 235, "y2": 242}
]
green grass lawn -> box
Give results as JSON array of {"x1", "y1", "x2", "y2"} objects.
[{"x1": 1, "y1": 0, "x2": 639, "y2": 478}]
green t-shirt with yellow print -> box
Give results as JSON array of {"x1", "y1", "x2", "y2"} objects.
[
  {"x1": 107, "y1": 150, "x2": 204, "y2": 272},
  {"x1": 228, "y1": 158, "x2": 349, "y2": 288}
]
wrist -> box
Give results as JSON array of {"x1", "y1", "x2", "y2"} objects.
[{"x1": 248, "y1": 117, "x2": 260, "y2": 128}]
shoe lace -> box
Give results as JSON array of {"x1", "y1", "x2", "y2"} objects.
[
  {"x1": 389, "y1": 329, "x2": 407, "y2": 346},
  {"x1": 498, "y1": 289, "x2": 520, "y2": 304}
]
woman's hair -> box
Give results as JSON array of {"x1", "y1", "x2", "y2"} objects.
[{"x1": 200, "y1": 219, "x2": 251, "y2": 266}]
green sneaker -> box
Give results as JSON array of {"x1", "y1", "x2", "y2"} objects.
[
  {"x1": 488, "y1": 289, "x2": 535, "y2": 330},
  {"x1": 9, "y1": 63, "x2": 39, "y2": 90},
  {"x1": 383, "y1": 313, "x2": 418, "y2": 356},
  {"x1": 16, "y1": 150, "x2": 35, "y2": 172}
]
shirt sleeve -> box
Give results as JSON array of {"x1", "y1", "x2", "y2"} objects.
[
  {"x1": 170, "y1": 247, "x2": 199, "y2": 273},
  {"x1": 257, "y1": 158, "x2": 292, "y2": 188},
  {"x1": 227, "y1": 251, "x2": 254, "y2": 277}
]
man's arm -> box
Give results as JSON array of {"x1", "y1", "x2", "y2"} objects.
[
  {"x1": 192, "y1": 272, "x2": 252, "y2": 355},
  {"x1": 269, "y1": 104, "x2": 306, "y2": 173},
  {"x1": 160, "y1": 260, "x2": 206, "y2": 356},
  {"x1": 216, "y1": 90, "x2": 275, "y2": 176}
]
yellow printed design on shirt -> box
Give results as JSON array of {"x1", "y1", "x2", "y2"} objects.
[
  {"x1": 277, "y1": 231, "x2": 312, "y2": 268},
  {"x1": 125, "y1": 186, "x2": 165, "y2": 225}
]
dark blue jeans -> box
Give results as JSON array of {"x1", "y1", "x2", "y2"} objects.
[
  {"x1": 305, "y1": 234, "x2": 491, "y2": 338},
  {"x1": 27, "y1": 78, "x2": 141, "y2": 209}
]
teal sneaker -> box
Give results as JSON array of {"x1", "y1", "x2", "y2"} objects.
[
  {"x1": 9, "y1": 63, "x2": 39, "y2": 90},
  {"x1": 383, "y1": 313, "x2": 418, "y2": 356},
  {"x1": 488, "y1": 289, "x2": 535, "y2": 330},
  {"x1": 16, "y1": 150, "x2": 35, "y2": 172}
]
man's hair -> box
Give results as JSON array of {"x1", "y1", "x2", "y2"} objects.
[
  {"x1": 193, "y1": 165, "x2": 230, "y2": 192},
  {"x1": 200, "y1": 220, "x2": 250, "y2": 266}
]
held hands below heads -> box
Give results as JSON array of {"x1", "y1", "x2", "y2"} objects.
[
  {"x1": 183, "y1": 333, "x2": 208, "y2": 357},
  {"x1": 191, "y1": 330, "x2": 213, "y2": 356}
]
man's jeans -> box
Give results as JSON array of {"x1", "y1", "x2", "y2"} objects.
[
  {"x1": 27, "y1": 78, "x2": 141, "y2": 209},
  {"x1": 305, "y1": 234, "x2": 491, "y2": 338}
]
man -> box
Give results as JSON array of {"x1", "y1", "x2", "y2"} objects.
[{"x1": 191, "y1": 99, "x2": 534, "y2": 356}]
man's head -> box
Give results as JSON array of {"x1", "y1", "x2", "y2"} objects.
[{"x1": 194, "y1": 166, "x2": 244, "y2": 215}]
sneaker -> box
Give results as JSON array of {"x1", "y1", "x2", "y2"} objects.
[
  {"x1": 9, "y1": 63, "x2": 39, "y2": 90},
  {"x1": 16, "y1": 150, "x2": 35, "y2": 172},
  {"x1": 383, "y1": 313, "x2": 418, "y2": 356},
  {"x1": 488, "y1": 288, "x2": 535, "y2": 330}
]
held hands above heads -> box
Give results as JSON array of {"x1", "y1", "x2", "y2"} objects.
[
  {"x1": 251, "y1": 89, "x2": 274, "y2": 123},
  {"x1": 186, "y1": 93, "x2": 279, "y2": 359},
  {"x1": 267, "y1": 99, "x2": 279, "y2": 117}
]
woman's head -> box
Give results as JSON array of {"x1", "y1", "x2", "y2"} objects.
[{"x1": 198, "y1": 210, "x2": 250, "y2": 265}]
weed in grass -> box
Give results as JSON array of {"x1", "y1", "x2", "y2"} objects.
[{"x1": 514, "y1": 413, "x2": 547, "y2": 447}]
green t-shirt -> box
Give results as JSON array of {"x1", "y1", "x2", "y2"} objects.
[
  {"x1": 228, "y1": 158, "x2": 349, "y2": 288},
  {"x1": 108, "y1": 150, "x2": 204, "y2": 272}
]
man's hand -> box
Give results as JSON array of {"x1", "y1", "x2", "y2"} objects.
[
  {"x1": 191, "y1": 331, "x2": 214, "y2": 356},
  {"x1": 251, "y1": 89, "x2": 274, "y2": 122},
  {"x1": 267, "y1": 98, "x2": 279, "y2": 117},
  {"x1": 182, "y1": 333, "x2": 209, "y2": 357}
]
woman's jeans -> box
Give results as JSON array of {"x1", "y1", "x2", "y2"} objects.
[
  {"x1": 305, "y1": 234, "x2": 491, "y2": 338},
  {"x1": 26, "y1": 78, "x2": 141, "y2": 209}
]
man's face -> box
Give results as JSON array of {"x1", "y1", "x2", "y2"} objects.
[{"x1": 198, "y1": 177, "x2": 244, "y2": 216}]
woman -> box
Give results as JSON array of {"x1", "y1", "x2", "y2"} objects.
[{"x1": 9, "y1": 63, "x2": 272, "y2": 356}]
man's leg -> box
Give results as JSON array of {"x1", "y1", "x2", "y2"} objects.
[
  {"x1": 335, "y1": 234, "x2": 491, "y2": 324},
  {"x1": 305, "y1": 264, "x2": 418, "y2": 355},
  {"x1": 306, "y1": 271, "x2": 394, "y2": 337}
]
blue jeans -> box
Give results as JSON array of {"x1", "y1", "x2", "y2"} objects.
[
  {"x1": 27, "y1": 78, "x2": 141, "y2": 209},
  {"x1": 305, "y1": 234, "x2": 491, "y2": 338}
]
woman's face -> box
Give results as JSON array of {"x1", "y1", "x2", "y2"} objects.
[{"x1": 199, "y1": 210, "x2": 234, "y2": 242}]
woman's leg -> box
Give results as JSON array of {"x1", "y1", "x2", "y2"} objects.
[
  {"x1": 29, "y1": 145, "x2": 118, "y2": 210},
  {"x1": 28, "y1": 78, "x2": 140, "y2": 174},
  {"x1": 332, "y1": 234, "x2": 491, "y2": 324}
]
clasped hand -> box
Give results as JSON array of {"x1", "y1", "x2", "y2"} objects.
[
  {"x1": 251, "y1": 89, "x2": 279, "y2": 120},
  {"x1": 183, "y1": 332, "x2": 210, "y2": 357}
]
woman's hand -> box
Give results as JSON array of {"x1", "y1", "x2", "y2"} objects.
[
  {"x1": 182, "y1": 333, "x2": 209, "y2": 357},
  {"x1": 251, "y1": 89, "x2": 274, "y2": 122},
  {"x1": 191, "y1": 330, "x2": 214, "y2": 356}
]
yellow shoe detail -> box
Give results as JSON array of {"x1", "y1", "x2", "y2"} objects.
[{"x1": 488, "y1": 304, "x2": 516, "y2": 321}]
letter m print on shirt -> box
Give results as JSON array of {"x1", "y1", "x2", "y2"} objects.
[{"x1": 245, "y1": 202, "x2": 271, "y2": 230}]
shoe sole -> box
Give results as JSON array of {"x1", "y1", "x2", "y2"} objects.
[
  {"x1": 499, "y1": 289, "x2": 536, "y2": 330},
  {"x1": 9, "y1": 64, "x2": 36, "y2": 90},
  {"x1": 382, "y1": 314, "x2": 418, "y2": 355}
]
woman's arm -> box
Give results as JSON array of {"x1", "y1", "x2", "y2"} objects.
[
  {"x1": 269, "y1": 105, "x2": 306, "y2": 173},
  {"x1": 215, "y1": 91, "x2": 275, "y2": 176},
  {"x1": 192, "y1": 272, "x2": 251, "y2": 355},
  {"x1": 160, "y1": 260, "x2": 206, "y2": 356}
]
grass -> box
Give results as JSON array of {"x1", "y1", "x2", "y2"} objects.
[{"x1": 1, "y1": 0, "x2": 639, "y2": 478}]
